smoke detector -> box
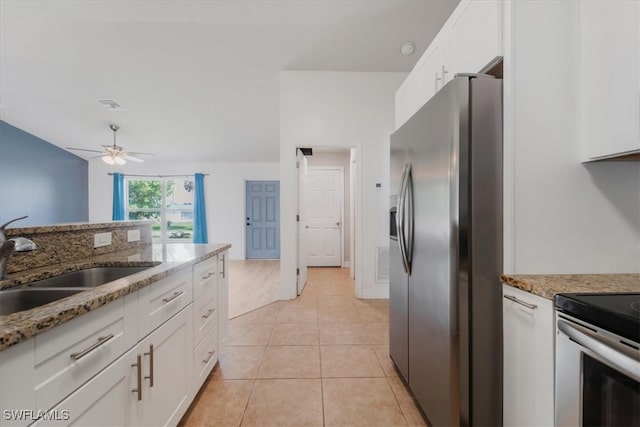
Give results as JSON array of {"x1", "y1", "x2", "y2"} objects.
[{"x1": 400, "y1": 41, "x2": 415, "y2": 56}]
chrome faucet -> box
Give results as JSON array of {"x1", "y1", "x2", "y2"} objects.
[{"x1": 0, "y1": 216, "x2": 37, "y2": 280}]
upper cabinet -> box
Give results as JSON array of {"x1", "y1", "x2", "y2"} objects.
[
  {"x1": 395, "y1": 0, "x2": 502, "y2": 129},
  {"x1": 580, "y1": 1, "x2": 640, "y2": 161}
]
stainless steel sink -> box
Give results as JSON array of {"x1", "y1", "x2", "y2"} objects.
[
  {"x1": 0, "y1": 288, "x2": 84, "y2": 315},
  {"x1": 21, "y1": 266, "x2": 153, "y2": 289}
]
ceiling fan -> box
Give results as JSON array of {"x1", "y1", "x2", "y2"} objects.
[{"x1": 67, "y1": 124, "x2": 153, "y2": 165}]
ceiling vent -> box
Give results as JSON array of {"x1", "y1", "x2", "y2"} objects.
[{"x1": 96, "y1": 99, "x2": 125, "y2": 111}]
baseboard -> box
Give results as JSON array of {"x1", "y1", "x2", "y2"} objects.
[
  {"x1": 342, "y1": 261, "x2": 351, "y2": 268},
  {"x1": 360, "y1": 284, "x2": 389, "y2": 299}
]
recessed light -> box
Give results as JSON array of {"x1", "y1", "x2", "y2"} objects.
[{"x1": 400, "y1": 41, "x2": 415, "y2": 56}]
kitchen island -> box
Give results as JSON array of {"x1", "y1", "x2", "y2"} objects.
[{"x1": 0, "y1": 221, "x2": 230, "y2": 426}]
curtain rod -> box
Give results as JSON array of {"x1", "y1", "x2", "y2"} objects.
[{"x1": 107, "y1": 173, "x2": 209, "y2": 178}]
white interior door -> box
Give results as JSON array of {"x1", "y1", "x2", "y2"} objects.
[
  {"x1": 306, "y1": 168, "x2": 343, "y2": 267},
  {"x1": 296, "y1": 150, "x2": 308, "y2": 295}
]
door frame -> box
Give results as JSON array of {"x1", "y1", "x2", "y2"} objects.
[{"x1": 306, "y1": 166, "x2": 345, "y2": 268}]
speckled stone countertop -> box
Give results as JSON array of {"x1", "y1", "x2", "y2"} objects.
[
  {"x1": 4, "y1": 220, "x2": 154, "y2": 236},
  {"x1": 501, "y1": 274, "x2": 640, "y2": 300},
  {"x1": 0, "y1": 242, "x2": 230, "y2": 351}
]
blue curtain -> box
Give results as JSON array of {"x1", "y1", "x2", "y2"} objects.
[
  {"x1": 112, "y1": 173, "x2": 125, "y2": 221},
  {"x1": 193, "y1": 172, "x2": 208, "y2": 243}
]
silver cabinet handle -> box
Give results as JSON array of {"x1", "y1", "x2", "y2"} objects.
[
  {"x1": 144, "y1": 344, "x2": 154, "y2": 387},
  {"x1": 503, "y1": 294, "x2": 537, "y2": 310},
  {"x1": 220, "y1": 254, "x2": 226, "y2": 279},
  {"x1": 131, "y1": 355, "x2": 142, "y2": 401},
  {"x1": 202, "y1": 350, "x2": 216, "y2": 365},
  {"x1": 558, "y1": 319, "x2": 640, "y2": 382},
  {"x1": 441, "y1": 65, "x2": 449, "y2": 84},
  {"x1": 201, "y1": 271, "x2": 215, "y2": 280},
  {"x1": 202, "y1": 308, "x2": 216, "y2": 319},
  {"x1": 162, "y1": 291, "x2": 184, "y2": 304},
  {"x1": 70, "y1": 334, "x2": 114, "y2": 360}
]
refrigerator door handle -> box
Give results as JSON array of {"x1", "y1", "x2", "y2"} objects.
[
  {"x1": 405, "y1": 165, "x2": 413, "y2": 274},
  {"x1": 397, "y1": 164, "x2": 410, "y2": 274}
]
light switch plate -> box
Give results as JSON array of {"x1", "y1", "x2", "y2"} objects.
[
  {"x1": 94, "y1": 232, "x2": 112, "y2": 248},
  {"x1": 127, "y1": 229, "x2": 140, "y2": 242}
]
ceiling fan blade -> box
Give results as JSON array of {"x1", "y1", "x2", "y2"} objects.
[
  {"x1": 123, "y1": 154, "x2": 145, "y2": 163},
  {"x1": 66, "y1": 147, "x2": 104, "y2": 153},
  {"x1": 89, "y1": 155, "x2": 108, "y2": 159},
  {"x1": 124, "y1": 152, "x2": 154, "y2": 157}
]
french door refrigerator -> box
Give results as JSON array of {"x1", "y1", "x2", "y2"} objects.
[{"x1": 389, "y1": 74, "x2": 503, "y2": 427}]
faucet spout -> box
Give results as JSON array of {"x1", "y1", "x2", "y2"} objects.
[
  {"x1": 0, "y1": 215, "x2": 29, "y2": 244},
  {"x1": 0, "y1": 216, "x2": 36, "y2": 280}
]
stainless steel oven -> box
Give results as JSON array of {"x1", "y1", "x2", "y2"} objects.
[{"x1": 555, "y1": 294, "x2": 640, "y2": 427}]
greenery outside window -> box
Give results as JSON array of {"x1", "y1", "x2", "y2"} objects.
[{"x1": 126, "y1": 177, "x2": 195, "y2": 241}]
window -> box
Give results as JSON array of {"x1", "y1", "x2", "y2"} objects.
[{"x1": 126, "y1": 177, "x2": 195, "y2": 241}]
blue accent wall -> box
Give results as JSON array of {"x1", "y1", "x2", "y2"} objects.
[{"x1": 0, "y1": 120, "x2": 88, "y2": 226}]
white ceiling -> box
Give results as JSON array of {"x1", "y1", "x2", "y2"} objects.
[{"x1": 0, "y1": 0, "x2": 459, "y2": 163}]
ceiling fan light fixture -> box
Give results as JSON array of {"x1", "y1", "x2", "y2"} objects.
[
  {"x1": 114, "y1": 156, "x2": 126, "y2": 166},
  {"x1": 102, "y1": 155, "x2": 115, "y2": 165}
]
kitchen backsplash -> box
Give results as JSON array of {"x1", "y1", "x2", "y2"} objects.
[{"x1": 4, "y1": 221, "x2": 153, "y2": 274}]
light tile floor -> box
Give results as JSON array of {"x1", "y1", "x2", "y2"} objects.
[{"x1": 179, "y1": 267, "x2": 428, "y2": 427}]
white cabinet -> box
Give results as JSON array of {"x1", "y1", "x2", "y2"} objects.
[
  {"x1": 130, "y1": 305, "x2": 192, "y2": 427},
  {"x1": 38, "y1": 306, "x2": 193, "y2": 427},
  {"x1": 395, "y1": 0, "x2": 502, "y2": 129},
  {"x1": 580, "y1": 1, "x2": 640, "y2": 161},
  {"x1": 502, "y1": 285, "x2": 554, "y2": 427}
]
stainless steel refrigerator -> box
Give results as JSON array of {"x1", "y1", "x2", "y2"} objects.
[{"x1": 389, "y1": 74, "x2": 503, "y2": 426}]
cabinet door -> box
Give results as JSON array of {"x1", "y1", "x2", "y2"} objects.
[
  {"x1": 447, "y1": 0, "x2": 502, "y2": 75},
  {"x1": 502, "y1": 285, "x2": 554, "y2": 426},
  {"x1": 32, "y1": 346, "x2": 137, "y2": 427},
  {"x1": 132, "y1": 306, "x2": 193, "y2": 427},
  {"x1": 581, "y1": 0, "x2": 640, "y2": 160}
]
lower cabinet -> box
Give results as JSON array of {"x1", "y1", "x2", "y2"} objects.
[
  {"x1": 131, "y1": 305, "x2": 192, "y2": 427},
  {"x1": 502, "y1": 284, "x2": 555, "y2": 426},
  {"x1": 37, "y1": 305, "x2": 193, "y2": 427}
]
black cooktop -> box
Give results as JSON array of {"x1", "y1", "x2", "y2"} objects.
[{"x1": 555, "y1": 293, "x2": 640, "y2": 343}]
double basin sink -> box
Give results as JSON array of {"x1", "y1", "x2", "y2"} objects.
[{"x1": 0, "y1": 266, "x2": 153, "y2": 316}]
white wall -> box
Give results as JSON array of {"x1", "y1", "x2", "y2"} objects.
[
  {"x1": 88, "y1": 160, "x2": 279, "y2": 260},
  {"x1": 504, "y1": 1, "x2": 640, "y2": 273},
  {"x1": 280, "y1": 71, "x2": 406, "y2": 300},
  {"x1": 306, "y1": 150, "x2": 351, "y2": 264}
]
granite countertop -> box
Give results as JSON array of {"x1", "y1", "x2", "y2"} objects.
[
  {"x1": 3, "y1": 220, "x2": 154, "y2": 236},
  {"x1": 0, "y1": 242, "x2": 230, "y2": 351},
  {"x1": 501, "y1": 274, "x2": 640, "y2": 300}
]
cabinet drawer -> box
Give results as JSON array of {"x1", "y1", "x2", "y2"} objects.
[
  {"x1": 193, "y1": 324, "x2": 218, "y2": 392},
  {"x1": 34, "y1": 299, "x2": 130, "y2": 413},
  {"x1": 193, "y1": 256, "x2": 218, "y2": 300},
  {"x1": 138, "y1": 270, "x2": 192, "y2": 338},
  {"x1": 33, "y1": 346, "x2": 136, "y2": 427},
  {"x1": 194, "y1": 293, "x2": 217, "y2": 347}
]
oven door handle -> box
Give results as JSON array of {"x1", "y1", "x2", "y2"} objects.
[{"x1": 558, "y1": 319, "x2": 640, "y2": 383}]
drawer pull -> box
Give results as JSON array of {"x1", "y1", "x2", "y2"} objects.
[
  {"x1": 162, "y1": 291, "x2": 185, "y2": 304},
  {"x1": 132, "y1": 355, "x2": 142, "y2": 401},
  {"x1": 70, "y1": 334, "x2": 115, "y2": 360},
  {"x1": 503, "y1": 294, "x2": 538, "y2": 310},
  {"x1": 144, "y1": 344, "x2": 154, "y2": 387},
  {"x1": 201, "y1": 271, "x2": 215, "y2": 280},
  {"x1": 220, "y1": 255, "x2": 226, "y2": 279},
  {"x1": 202, "y1": 350, "x2": 216, "y2": 365},
  {"x1": 202, "y1": 308, "x2": 216, "y2": 319}
]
